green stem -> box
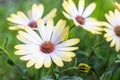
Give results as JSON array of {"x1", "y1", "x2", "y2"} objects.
[
  {"x1": 35, "y1": 69, "x2": 40, "y2": 80},
  {"x1": 94, "y1": 39, "x2": 105, "y2": 48},
  {"x1": 0, "y1": 46, "x2": 13, "y2": 61},
  {"x1": 61, "y1": 66, "x2": 77, "y2": 73},
  {"x1": 46, "y1": 67, "x2": 51, "y2": 78},
  {"x1": 102, "y1": 57, "x2": 117, "y2": 80},
  {"x1": 51, "y1": 63, "x2": 57, "y2": 80},
  {"x1": 90, "y1": 69, "x2": 100, "y2": 80},
  {"x1": 74, "y1": 58, "x2": 77, "y2": 66}
]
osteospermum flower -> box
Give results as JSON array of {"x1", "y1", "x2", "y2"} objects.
[
  {"x1": 7, "y1": 4, "x2": 57, "y2": 30},
  {"x1": 62, "y1": 0, "x2": 103, "y2": 34},
  {"x1": 15, "y1": 19, "x2": 80, "y2": 69},
  {"x1": 104, "y1": 9, "x2": 120, "y2": 52}
]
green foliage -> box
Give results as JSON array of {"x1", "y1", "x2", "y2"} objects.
[{"x1": 0, "y1": 0, "x2": 120, "y2": 80}]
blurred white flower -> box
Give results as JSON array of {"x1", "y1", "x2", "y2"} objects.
[
  {"x1": 62, "y1": 0, "x2": 103, "y2": 34},
  {"x1": 7, "y1": 4, "x2": 57, "y2": 30},
  {"x1": 104, "y1": 9, "x2": 120, "y2": 52}
]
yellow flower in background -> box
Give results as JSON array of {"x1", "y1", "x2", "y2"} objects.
[
  {"x1": 114, "y1": 2, "x2": 120, "y2": 11},
  {"x1": 62, "y1": 0, "x2": 103, "y2": 34},
  {"x1": 78, "y1": 63, "x2": 91, "y2": 73},
  {"x1": 7, "y1": 4, "x2": 57, "y2": 30},
  {"x1": 104, "y1": 9, "x2": 120, "y2": 52},
  {"x1": 14, "y1": 19, "x2": 80, "y2": 69}
]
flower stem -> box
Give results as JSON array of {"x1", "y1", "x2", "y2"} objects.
[
  {"x1": 0, "y1": 46, "x2": 13, "y2": 61},
  {"x1": 51, "y1": 63, "x2": 57, "y2": 80},
  {"x1": 46, "y1": 67, "x2": 51, "y2": 78},
  {"x1": 61, "y1": 66, "x2": 77, "y2": 73},
  {"x1": 102, "y1": 57, "x2": 117, "y2": 80},
  {"x1": 35, "y1": 69, "x2": 41, "y2": 80},
  {"x1": 90, "y1": 69, "x2": 100, "y2": 80}
]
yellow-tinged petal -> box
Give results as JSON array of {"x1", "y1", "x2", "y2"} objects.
[
  {"x1": 78, "y1": 0, "x2": 85, "y2": 15},
  {"x1": 17, "y1": 11, "x2": 27, "y2": 18},
  {"x1": 57, "y1": 38, "x2": 80, "y2": 47},
  {"x1": 9, "y1": 26, "x2": 21, "y2": 30},
  {"x1": 51, "y1": 53, "x2": 64, "y2": 67},
  {"x1": 51, "y1": 19, "x2": 66, "y2": 43},
  {"x1": 114, "y1": 2, "x2": 120, "y2": 11},
  {"x1": 83, "y1": 2, "x2": 96, "y2": 17},
  {"x1": 62, "y1": 0, "x2": 71, "y2": 15},
  {"x1": 26, "y1": 60, "x2": 35, "y2": 68},
  {"x1": 63, "y1": 52, "x2": 76, "y2": 57},
  {"x1": 68, "y1": 0, "x2": 78, "y2": 14},
  {"x1": 62, "y1": 27, "x2": 69, "y2": 41},
  {"x1": 56, "y1": 51, "x2": 72, "y2": 62},
  {"x1": 44, "y1": 55, "x2": 51, "y2": 68},
  {"x1": 42, "y1": 8, "x2": 57, "y2": 23},
  {"x1": 110, "y1": 38, "x2": 116, "y2": 47},
  {"x1": 106, "y1": 37, "x2": 112, "y2": 42},
  {"x1": 56, "y1": 47, "x2": 79, "y2": 51},
  {"x1": 35, "y1": 62, "x2": 43, "y2": 69},
  {"x1": 62, "y1": 11, "x2": 71, "y2": 19}
]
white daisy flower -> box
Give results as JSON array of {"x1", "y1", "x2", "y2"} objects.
[
  {"x1": 15, "y1": 19, "x2": 80, "y2": 69},
  {"x1": 104, "y1": 9, "x2": 120, "y2": 52},
  {"x1": 62, "y1": 0, "x2": 103, "y2": 34},
  {"x1": 7, "y1": 4, "x2": 57, "y2": 30}
]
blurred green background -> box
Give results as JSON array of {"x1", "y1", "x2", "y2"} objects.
[{"x1": 0, "y1": 0, "x2": 120, "y2": 80}]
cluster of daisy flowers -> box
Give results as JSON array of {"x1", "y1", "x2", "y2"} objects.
[{"x1": 7, "y1": 0, "x2": 120, "y2": 69}]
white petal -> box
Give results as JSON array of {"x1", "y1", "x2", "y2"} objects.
[
  {"x1": 17, "y1": 35, "x2": 35, "y2": 44},
  {"x1": 18, "y1": 31, "x2": 41, "y2": 44},
  {"x1": 24, "y1": 27, "x2": 43, "y2": 43},
  {"x1": 35, "y1": 53, "x2": 45, "y2": 69},
  {"x1": 56, "y1": 38, "x2": 80, "y2": 47},
  {"x1": 115, "y1": 37, "x2": 120, "y2": 52},
  {"x1": 56, "y1": 47, "x2": 79, "y2": 51},
  {"x1": 55, "y1": 27, "x2": 70, "y2": 44},
  {"x1": 44, "y1": 54, "x2": 51, "y2": 68},
  {"x1": 105, "y1": 12, "x2": 115, "y2": 26},
  {"x1": 110, "y1": 36, "x2": 117, "y2": 47},
  {"x1": 55, "y1": 51, "x2": 72, "y2": 62},
  {"x1": 26, "y1": 60, "x2": 35, "y2": 68},
  {"x1": 37, "y1": 19, "x2": 46, "y2": 41},
  {"x1": 83, "y1": 3, "x2": 96, "y2": 18},
  {"x1": 15, "y1": 44, "x2": 39, "y2": 50},
  {"x1": 82, "y1": 18, "x2": 103, "y2": 34},
  {"x1": 68, "y1": 0, "x2": 78, "y2": 15},
  {"x1": 50, "y1": 53, "x2": 64, "y2": 67},
  {"x1": 20, "y1": 53, "x2": 35, "y2": 61},
  {"x1": 46, "y1": 19, "x2": 54, "y2": 41},
  {"x1": 9, "y1": 26, "x2": 21, "y2": 30},
  {"x1": 102, "y1": 22, "x2": 113, "y2": 29},
  {"x1": 51, "y1": 19, "x2": 66, "y2": 44},
  {"x1": 17, "y1": 11, "x2": 30, "y2": 22},
  {"x1": 7, "y1": 12, "x2": 30, "y2": 25},
  {"x1": 7, "y1": 16, "x2": 28, "y2": 26},
  {"x1": 114, "y1": 9, "x2": 120, "y2": 26},
  {"x1": 42, "y1": 8, "x2": 57, "y2": 23},
  {"x1": 14, "y1": 49, "x2": 39, "y2": 55},
  {"x1": 78, "y1": 0, "x2": 85, "y2": 15},
  {"x1": 32, "y1": 4, "x2": 44, "y2": 20},
  {"x1": 62, "y1": 0, "x2": 77, "y2": 17},
  {"x1": 62, "y1": 11, "x2": 71, "y2": 19}
]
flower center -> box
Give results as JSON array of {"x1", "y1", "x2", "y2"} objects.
[
  {"x1": 114, "y1": 26, "x2": 120, "y2": 37},
  {"x1": 76, "y1": 16, "x2": 85, "y2": 25},
  {"x1": 28, "y1": 21, "x2": 37, "y2": 28},
  {"x1": 40, "y1": 41, "x2": 55, "y2": 53}
]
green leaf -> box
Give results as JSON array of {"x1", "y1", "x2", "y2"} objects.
[{"x1": 60, "y1": 76, "x2": 83, "y2": 80}]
